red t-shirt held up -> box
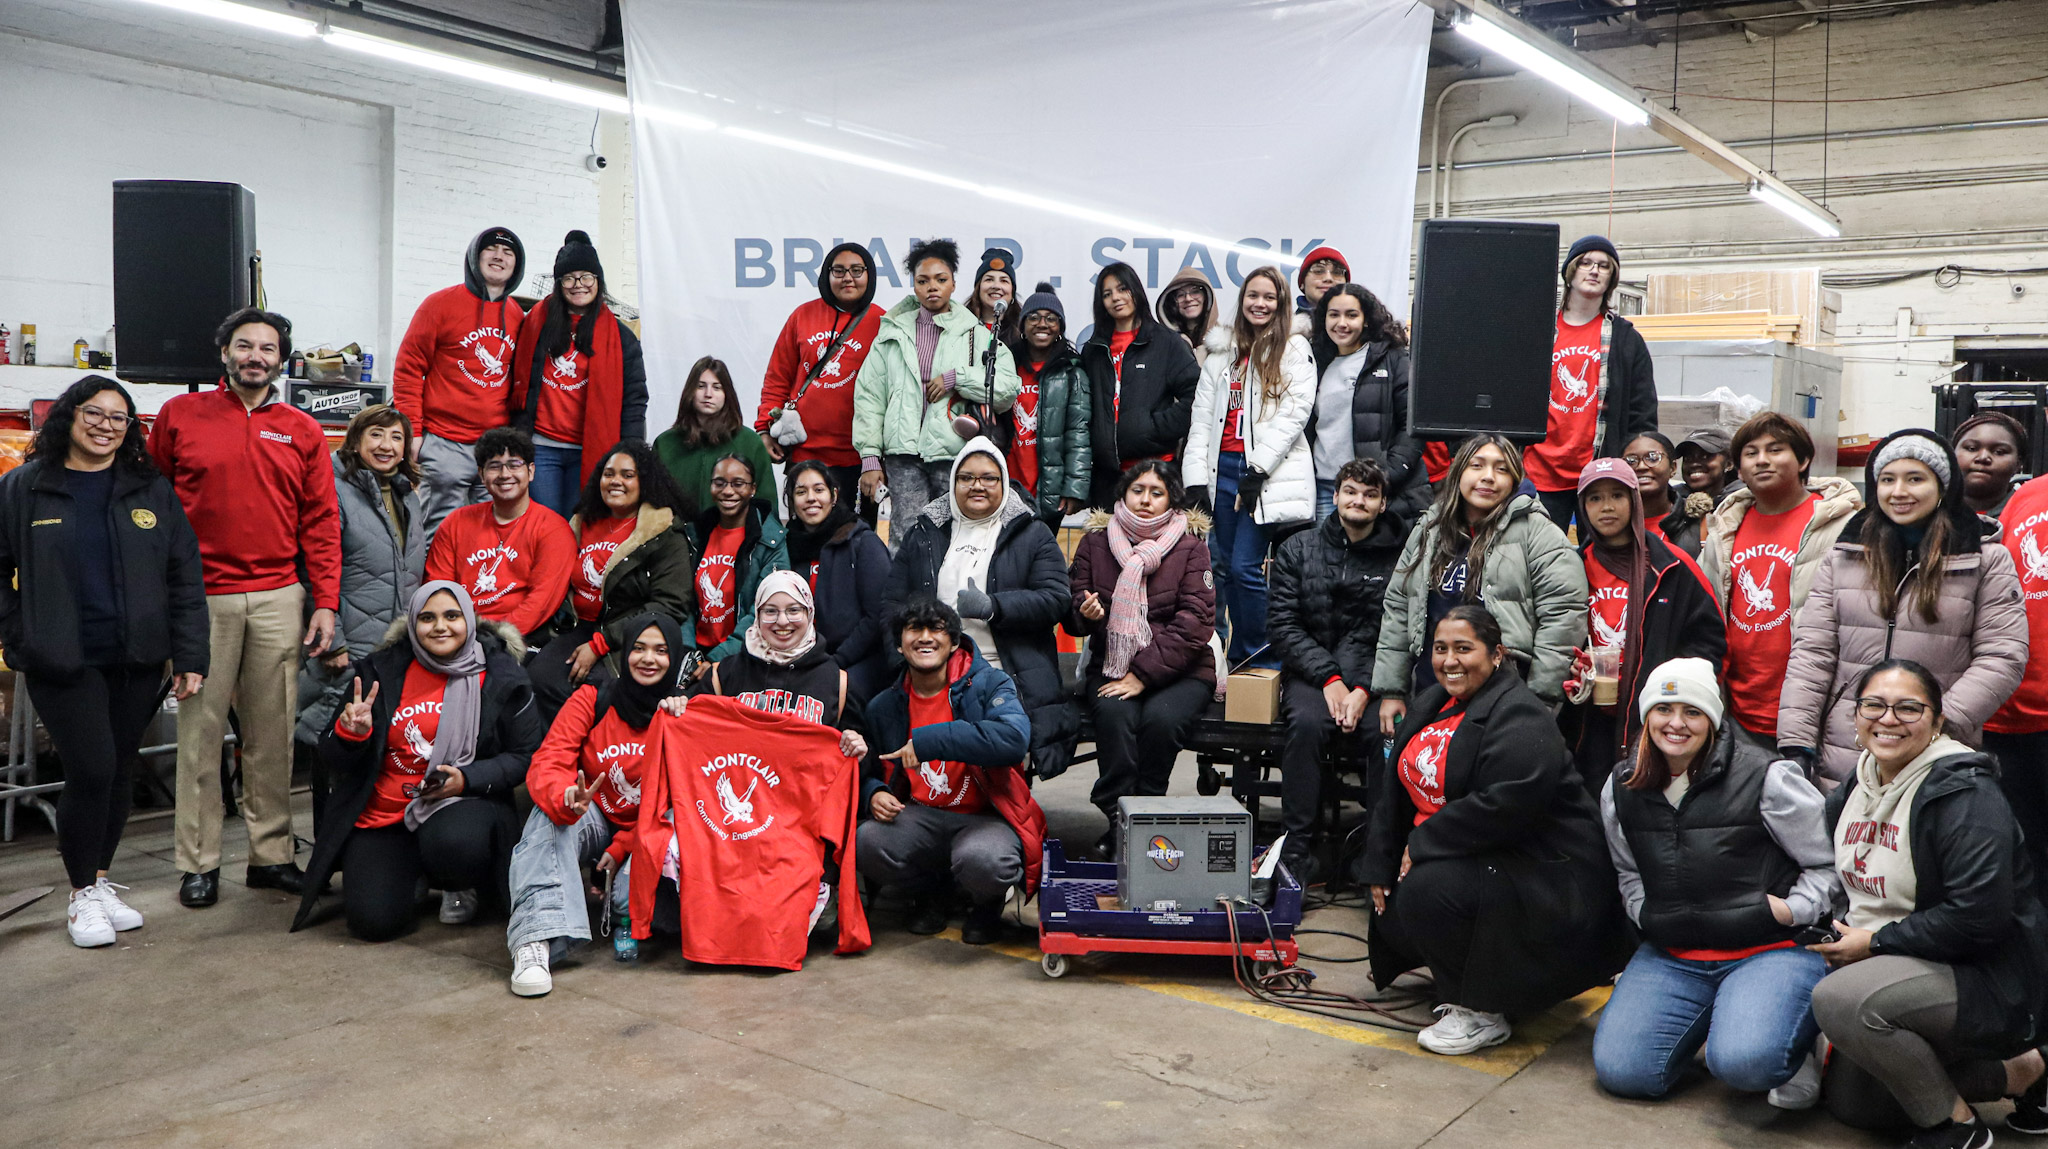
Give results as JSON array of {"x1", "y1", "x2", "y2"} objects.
[
  {"x1": 1724, "y1": 494, "x2": 1820, "y2": 737},
  {"x1": 1991, "y1": 476, "x2": 2048, "y2": 733},
  {"x1": 1398, "y1": 702, "x2": 1464, "y2": 825},
  {"x1": 1009, "y1": 359, "x2": 1043, "y2": 498},
  {"x1": 695, "y1": 525, "x2": 745, "y2": 648},
  {"x1": 572, "y1": 513, "x2": 637, "y2": 622},
  {"x1": 628, "y1": 696, "x2": 869, "y2": 969},
  {"x1": 424, "y1": 500, "x2": 578, "y2": 637},
  {"x1": 904, "y1": 686, "x2": 990, "y2": 814},
  {"x1": 1523, "y1": 314, "x2": 1605, "y2": 493}
]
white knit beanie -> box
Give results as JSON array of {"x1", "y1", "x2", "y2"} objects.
[{"x1": 1637, "y1": 657, "x2": 1724, "y2": 727}]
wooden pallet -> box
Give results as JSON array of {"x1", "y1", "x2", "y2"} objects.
[{"x1": 1631, "y1": 309, "x2": 1804, "y2": 342}]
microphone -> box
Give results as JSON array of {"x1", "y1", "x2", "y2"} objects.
[{"x1": 993, "y1": 297, "x2": 1009, "y2": 319}]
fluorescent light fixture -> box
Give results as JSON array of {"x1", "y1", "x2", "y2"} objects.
[
  {"x1": 324, "y1": 29, "x2": 629, "y2": 113},
  {"x1": 127, "y1": 0, "x2": 317, "y2": 37},
  {"x1": 1455, "y1": 14, "x2": 1649, "y2": 127},
  {"x1": 1749, "y1": 180, "x2": 1842, "y2": 238}
]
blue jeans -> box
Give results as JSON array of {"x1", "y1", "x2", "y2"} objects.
[
  {"x1": 1314, "y1": 477, "x2": 1336, "y2": 523},
  {"x1": 506, "y1": 804, "x2": 629, "y2": 959},
  {"x1": 531, "y1": 442, "x2": 583, "y2": 519},
  {"x1": 1212, "y1": 451, "x2": 1276, "y2": 668},
  {"x1": 1593, "y1": 942, "x2": 1827, "y2": 1099}
]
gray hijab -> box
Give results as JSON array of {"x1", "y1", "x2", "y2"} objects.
[{"x1": 403, "y1": 580, "x2": 486, "y2": 829}]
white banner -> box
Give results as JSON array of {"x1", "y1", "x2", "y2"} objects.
[{"x1": 623, "y1": 0, "x2": 1432, "y2": 427}]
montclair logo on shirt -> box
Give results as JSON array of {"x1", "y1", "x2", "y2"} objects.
[
  {"x1": 2011, "y1": 510, "x2": 2048, "y2": 593},
  {"x1": 696, "y1": 752, "x2": 781, "y2": 842},
  {"x1": 458, "y1": 328, "x2": 512, "y2": 388},
  {"x1": 393, "y1": 699, "x2": 442, "y2": 724},
  {"x1": 467, "y1": 543, "x2": 520, "y2": 567},
  {"x1": 737, "y1": 689, "x2": 825, "y2": 725},
  {"x1": 259, "y1": 430, "x2": 294, "y2": 445},
  {"x1": 596, "y1": 742, "x2": 645, "y2": 763},
  {"x1": 802, "y1": 329, "x2": 863, "y2": 388}
]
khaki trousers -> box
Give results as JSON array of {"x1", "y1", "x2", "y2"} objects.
[{"x1": 176, "y1": 584, "x2": 303, "y2": 873}]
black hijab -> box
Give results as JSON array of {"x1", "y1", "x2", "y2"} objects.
[{"x1": 594, "y1": 612, "x2": 688, "y2": 730}]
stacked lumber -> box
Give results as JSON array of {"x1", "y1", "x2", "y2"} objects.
[{"x1": 1631, "y1": 310, "x2": 1804, "y2": 342}]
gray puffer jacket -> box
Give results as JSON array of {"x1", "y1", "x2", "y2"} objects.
[
  {"x1": 1371, "y1": 493, "x2": 1589, "y2": 704},
  {"x1": 1779, "y1": 509, "x2": 2029, "y2": 786},
  {"x1": 296, "y1": 455, "x2": 424, "y2": 744}
]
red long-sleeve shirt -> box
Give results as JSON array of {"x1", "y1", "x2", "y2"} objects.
[
  {"x1": 147, "y1": 383, "x2": 340, "y2": 609},
  {"x1": 526, "y1": 683, "x2": 650, "y2": 863},
  {"x1": 753, "y1": 299, "x2": 882, "y2": 467},
  {"x1": 391, "y1": 284, "x2": 524, "y2": 444},
  {"x1": 423, "y1": 499, "x2": 575, "y2": 636}
]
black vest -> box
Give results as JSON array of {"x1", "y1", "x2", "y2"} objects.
[{"x1": 1611, "y1": 730, "x2": 1802, "y2": 952}]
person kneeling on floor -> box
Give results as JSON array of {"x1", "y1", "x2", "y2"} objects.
[
  {"x1": 506, "y1": 613, "x2": 686, "y2": 996},
  {"x1": 1362, "y1": 604, "x2": 1632, "y2": 1056},
  {"x1": 1593, "y1": 657, "x2": 1840, "y2": 1108},
  {"x1": 294, "y1": 581, "x2": 545, "y2": 941},
  {"x1": 857, "y1": 597, "x2": 1046, "y2": 945}
]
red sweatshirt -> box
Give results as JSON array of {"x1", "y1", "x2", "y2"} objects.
[
  {"x1": 628, "y1": 697, "x2": 869, "y2": 968},
  {"x1": 148, "y1": 383, "x2": 341, "y2": 609},
  {"x1": 391, "y1": 285, "x2": 524, "y2": 444},
  {"x1": 423, "y1": 500, "x2": 576, "y2": 636},
  {"x1": 753, "y1": 299, "x2": 883, "y2": 467},
  {"x1": 527, "y1": 683, "x2": 651, "y2": 863}
]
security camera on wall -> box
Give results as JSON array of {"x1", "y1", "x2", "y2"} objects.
[{"x1": 584, "y1": 154, "x2": 607, "y2": 173}]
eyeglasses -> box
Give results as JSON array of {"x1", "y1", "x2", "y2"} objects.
[
  {"x1": 1856, "y1": 697, "x2": 1931, "y2": 723},
  {"x1": 77, "y1": 405, "x2": 133, "y2": 429},
  {"x1": 560, "y1": 273, "x2": 599, "y2": 288},
  {"x1": 956, "y1": 473, "x2": 1004, "y2": 489},
  {"x1": 1623, "y1": 451, "x2": 1666, "y2": 466},
  {"x1": 828, "y1": 266, "x2": 869, "y2": 280},
  {"x1": 709, "y1": 477, "x2": 755, "y2": 491},
  {"x1": 482, "y1": 460, "x2": 529, "y2": 475},
  {"x1": 1023, "y1": 313, "x2": 1060, "y2": 327},
  {"x1": 758, "y1": 605, "x2": 810, "y2": 622}
]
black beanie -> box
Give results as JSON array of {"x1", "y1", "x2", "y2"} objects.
[
  {"x1": 554, "y1": 229, "x2": 604, "y2": 280},
  {"x1": 1020, "y1": 281, "x2": 1064, "y2": 328},
  {"x1": 1562, "y1": 234, "x2": 1620, "y2": 279},
  {"x1": 973, "y1": 246, "x2": 1018, "y2": 291}
]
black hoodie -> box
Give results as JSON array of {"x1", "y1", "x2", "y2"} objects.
[{"x1": 755, "y1": 241, "x2": 886, "y2": 467}]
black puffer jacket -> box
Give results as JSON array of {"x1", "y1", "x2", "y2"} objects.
[
  {"x1": 1080, "y1": 316, "x2": 1200, "y2": 505},
  {"x1": 293, "y1": 622, "x2": 545, "y2": 931},
  {"x1": 1307, "y1": 339, "x2": 1429, "y2": 530},
  {"x1": 1269, "y1": 511, "x2": 1403, "y2": 690},
  {"x1": 0, "y1": 457, "x2": 209, "y2": 679},
  {"x1": 885, "y1": 494, "x2": 1078, "y2": 779},
  {"x1": 1825, "y1": 751, "x2": 2048, "y2": 1058}
]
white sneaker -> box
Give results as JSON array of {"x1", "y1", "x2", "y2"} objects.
[
  {"x1": 509, "y1": 940, "x2": 552, "y2": 997},
  {"x1": 438, "y1": 889, "x2": 478, "y2": 924},
  {"x1": 67, "y1": 888, "x2": 116, "y2": 948},
  {"x1": 93, "y1": 878, "x2": 144, "y2": 932},
  {"x1": 1768, "y1": 1049, "x2": 1823, "y2": 1110},
  {"x1": 1417, "y1": 1004, "x2": 1512, "y2": 1056}
]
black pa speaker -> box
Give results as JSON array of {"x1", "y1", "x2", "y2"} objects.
[
  {"x1": 113, "y1": 180, "x2": 257, "y2": 384},
  {"x1": 1409, "y1": 219, "x2": 1561, "y2": 444}
]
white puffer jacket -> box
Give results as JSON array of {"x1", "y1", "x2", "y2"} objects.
[{"x1": 1184, "y1": 325, "x2": 1316, "y2": 526}]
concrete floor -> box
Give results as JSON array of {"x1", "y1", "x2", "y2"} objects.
[{"x1": 0, "y1": 757, "x2": 1915, "y2": 1148}]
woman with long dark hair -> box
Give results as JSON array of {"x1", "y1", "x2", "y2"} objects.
[
  {"x1": 965, "y1": 245, "x2": 1023, "y2": 346},
  {"x1": 528, "y1": 441, "x2": 698, "y2": 717},
  {"x1": 784, "y1": 459, "x2": 892, "y2": 699},
  {"x1": 0, "y1": 376, "x2": 208, "y2": 947},
  {"x1": 513, "y1": 230, "x2": 648, "y2": 516},
  {"x1": 1373, "y1": 434, "x2": 1587, "y2": 730},
  {"x1": 1307, "y1": 281, "x2": 1425, "y2": 528},
  {"x1": 1080, "y1": 261, "x2": 1200, "y2": 506},
  {"x1": 653, "y1": 355, "x2": 774, "y2": 519},
  {"x1": 1184, "y1": 265, "x2": 1316, "y2": 669},
  {"x1": 1779, "y1": 429, "x2": 2028, "y2": 787}
]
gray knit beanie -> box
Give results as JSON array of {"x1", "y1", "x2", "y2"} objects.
[{"x1": 1872, "y1": 433, "x2": 1952, "y2": 491}]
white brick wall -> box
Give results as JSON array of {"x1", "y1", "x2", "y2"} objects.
[{"x1": 0, "y1": 0, "x2": 628, "y2": 375}]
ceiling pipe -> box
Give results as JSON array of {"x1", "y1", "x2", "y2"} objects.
[
  {"x1": 1441, "y1": 114, "x2": 1521, "y2": 217},
  {"x1": 1429, "y1": 74, "x2": 1517, "y2": 219}
]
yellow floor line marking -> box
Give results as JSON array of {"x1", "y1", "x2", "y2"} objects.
[{"x1": 934, "y1": 928, "x2": 1610, "y2": 1078}]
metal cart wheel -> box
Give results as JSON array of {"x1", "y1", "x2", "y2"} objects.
[
  {"x1": 1041, "y1": 953, "x2": 1070, "y2": 979},
  {"x1": 1250, "y1": 960, "x2": 1281, "y2": 979},
  {"x1": 1195, "y1": 763, "x2": 1222, "y2": 796}
]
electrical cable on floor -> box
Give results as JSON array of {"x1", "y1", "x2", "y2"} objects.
[
  {"x1": 1218, "y1": 895, "x2": 1432, "y2": 1033},
  {"x1": 1292, "y1": 927, "x2": 1372, "y2": 964}
]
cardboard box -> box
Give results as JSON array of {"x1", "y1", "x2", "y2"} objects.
[{"x1": 1224, "y1": 668, "x2": 1281, "y2": 725}]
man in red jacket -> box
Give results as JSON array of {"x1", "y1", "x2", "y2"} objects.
[
  {"x1": 149, "y1": 307, "x2": 342, "y2": 908},
  {"x1": 755, "y1": 241, "x2": 884, "y2": 520},
  {"x1": 392, "y1": 226, "x2": 526, "y2": 540},
  {"x1": 424, "y1": 427, "x2": 575, "y2": 644}
]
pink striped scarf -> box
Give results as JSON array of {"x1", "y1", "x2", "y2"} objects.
[{"x1": 1102, "y1": 503, "x2": 1187, "y2": 680}]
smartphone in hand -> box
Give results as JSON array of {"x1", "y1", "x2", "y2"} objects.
[{"x1": 1794, "y1": 924, "x2": 1840, "y2": 946}]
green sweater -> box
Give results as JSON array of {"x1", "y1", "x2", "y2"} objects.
[{"x1": 653, "y1": 425, "x2": 777, "y2": 519}]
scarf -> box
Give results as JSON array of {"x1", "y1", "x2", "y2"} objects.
[
  {"x1": 1102, "y1": 502, "x2": 1186, "y2": 680},
  {"x1": 512, "y1": 296, "x2": 624, "y2": 485},
  {"x1": 743, "y1": 570, "x2": 818, "y2": 665},
  {"x1": 938, "y1": 439, "x2": 1015, "y2": 663},
  {"x1": 595, "y1": 612, "x2": 688, "y2": 729},
  {"x1": 785, "y1": 483, "x2": 856, "y2": 572},
  {"x1": 403, "y1": 580, "x2": 488, "y2": 830}
]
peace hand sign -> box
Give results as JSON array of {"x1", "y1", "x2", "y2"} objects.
[{"x1": 338, "y1": 679, "x2": 380, "y2": 738}]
